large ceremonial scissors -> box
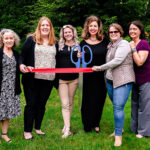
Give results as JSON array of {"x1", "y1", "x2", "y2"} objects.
[
  {"x1": 70, "y1": 45, "x2": 93, "y2": 68},
  {"x1": 70, "y1": 45, "x2": 93, "y2": 109}
]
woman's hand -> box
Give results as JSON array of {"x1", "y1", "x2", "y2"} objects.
[
  {"x1": 27, "y1": 66, "x2": 34, "y2": 72},
  {"x1": 20, "y1": 64, "x2": 28, "y2": 73},
  {"x1": 130, "y1": 41, "x2": 136, "y2": 49},
  {"x1": 77, "y1": 51, "x2": 82, "y2": 58},
  {"x1": 92, "y1": 66, "x2": 101, "y2": 71}
]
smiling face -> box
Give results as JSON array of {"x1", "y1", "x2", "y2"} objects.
[
  {"x1": 40, "y1": 19, "x2": 50, "y2": 37},
  {"x1": 129, "y1": 24, "x2": 141, "y2": 40},
  {"x1": 63, "y1": 27, "x2": 73, "y2": 42},
  {"x1": 3, "y1": 32, "x2": 15, "y2": 48},
  {"x1": 109, "y1": 26, "x2": 121, "y2": 42},
  {"x1": 88, "y1": 21, "x2": 98, "y2": 36}
]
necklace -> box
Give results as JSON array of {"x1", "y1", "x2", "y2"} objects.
[{"x1": 89, "y1": 38, "x2": 97, "y2": 42}]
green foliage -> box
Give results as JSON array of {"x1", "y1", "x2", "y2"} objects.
[{"x1": 0, "y1": 0, "x2": 150, "y2": 44}]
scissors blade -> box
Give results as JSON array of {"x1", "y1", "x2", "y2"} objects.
[{"x1": 78, "y1": 72, "x2": 83, "y2": 110}]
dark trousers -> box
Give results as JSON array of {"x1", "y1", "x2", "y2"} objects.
[{"x1": 23, "y1": 79, "x2": 53, "y2": 132}]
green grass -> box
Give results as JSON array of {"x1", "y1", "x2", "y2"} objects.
[{"x1": 0, "y1": 88, "x2": 150, "y2": 150}]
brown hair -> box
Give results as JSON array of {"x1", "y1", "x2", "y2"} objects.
[
  {"x1": 129, "y1": 21, "x2": 146, "y2": 39},
  {"x1": 30, "y1": 16, "x2": 56, "y2": 45},
  {"x1": 107, "y1": 23, "x2": 124, "y2": 37},
  {"x1": 81, "y1": 15, "x2": 103, "y2": 40}
]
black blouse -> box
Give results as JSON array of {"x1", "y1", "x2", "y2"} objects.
[{"x1": 57, "y1": 45, "x2": 79, "y2": 80}]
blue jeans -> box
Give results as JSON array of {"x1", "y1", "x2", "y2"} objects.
[{"x1": 106, "y1": 79, "x2": 133, "y2": 136}]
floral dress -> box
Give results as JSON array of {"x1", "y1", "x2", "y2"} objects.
[{"x1": 0, "y1": 54, "x2": 21, "y2": 120}]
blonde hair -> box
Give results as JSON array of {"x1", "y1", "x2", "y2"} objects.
[
  {"x1": 82, "y1": 15, "x2": 103, "y2": 40},
  {"x1": 59, "y1": 25, "x2": 79, "y2": 51},
  {"x1": 0, "y1": 28, "x2": 20, "y2": 48},
  {"x1": 31, "y1": 16, "x2": 56, "y2": 45},
  {"x1": 107, "y1": 23, "x2": 124, "y2": 37}
]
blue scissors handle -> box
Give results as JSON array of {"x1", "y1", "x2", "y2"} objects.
[
  {"x1": 70, "y1": 45, "x2": 81, "y2": 68},
  {"x1": 70, "y1": 45, "x2": 93, "y2": 68},
  {"x1": 82, "y1": 45, "x2": 93, "y2": 68}
]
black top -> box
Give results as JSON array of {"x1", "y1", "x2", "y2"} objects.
[
  {"x1": 0, "y1": 47, "x2": 21, "y2": 95},
  {"x1": 80, "y1": 39, "x2": 109, "y2": 130},
  {"x1": 20, "y1": 36, "x2": 58, "y2": 88},
  {"x1": 57, "y1": 45, "x2": 79, "y2": 80},
  {"x1": 80, "y1": 39, "x2": 108, "y2": 69}
]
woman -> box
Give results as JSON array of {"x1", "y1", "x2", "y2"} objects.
[
  {"x1": 20, "y1": 16, "x2": 57, "y2": 140},
  {"x1": 57, "y1": 25, "x2": 79, "y2": 138},
  {"x1": 80, "y1": 15, "x2": 108, "y2": 133},
  {"x1": 0, "y1": 29, "x2": 21, "y2": 143},
  {"x1": 92, "y1": 23, "x2": 135, "y2": 147},
  {"x1": 129, "y1": 21, "x2": 150, "y2": 138}
]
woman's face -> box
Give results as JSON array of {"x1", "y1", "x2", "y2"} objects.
[
  {"x1": 63, "y1": 27, "x2": 73, "y2": 42},
  {"x1": 3, "y1": 32, "x2": 15, "y2": 48},
  {"x1": 129, "y1": 24, "x2": 141, "y2": 39},
  {"x1": 40, "y1": 20, "x2": 50, "y2": 37},
  {"x1": 109, "y1": 26, "x2": 121, "y2": 42},
  {"x1": 88, "y1": 21, "x2": 98, "y2": 36}
]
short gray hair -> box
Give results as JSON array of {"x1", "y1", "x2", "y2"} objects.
[{"x1": 0, "y1": 28, "x2": 20, "y2": 48}]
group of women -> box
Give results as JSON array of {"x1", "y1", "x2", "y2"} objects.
[{"x1": 0, "y1": 15, "x2": 150, "y2": 147}]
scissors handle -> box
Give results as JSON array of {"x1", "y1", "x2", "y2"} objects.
[
  {"x1": 70, "y1": 45, "x2": 81, "y2": 68},
  {"x1": 82, "y1": 45, "x2": 93, "y2": 68}
]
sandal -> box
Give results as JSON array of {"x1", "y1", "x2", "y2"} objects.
[
  {"x1": 94, "y1": 127, "x2": 100, "y2": 133},
  {"x1": 35, "y1": 130, "x2": 46, "y2": 135},
  {"x1": 23, "y1": 132, "x2": 34, "y2": 140},
  {"x1": 62, "y1": 127, "x2": 71, "y2": 138},
  {"x1": 2, "y1": 133, "x2": 12, "y2": 143},
  {"x1": 62, "y1": 126, "x2": 66, "y2": 134}
]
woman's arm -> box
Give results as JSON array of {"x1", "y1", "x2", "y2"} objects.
[
  {"x1": 93, "y1": 40, "x2": 131, "y2": 71},
  {"x1": 130, "y1": 41, "x2": 149, "y2": 66}
]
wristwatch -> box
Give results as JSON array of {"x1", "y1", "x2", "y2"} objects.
[{"x1": 132, "y1": 48, "x2": 137, "y2": 52}]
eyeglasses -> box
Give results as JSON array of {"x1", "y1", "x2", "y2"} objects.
[{"x1": 109, "y1": 31, "x2": 119, "y2": 34}]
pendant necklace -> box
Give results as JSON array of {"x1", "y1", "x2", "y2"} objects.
[{"x1": 89, "y1": 38, "x2": 97, "y2": 42}]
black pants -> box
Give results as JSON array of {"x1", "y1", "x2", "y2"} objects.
[{"x1": 23, "y1": 79, "x2": 53, "y2": 132}]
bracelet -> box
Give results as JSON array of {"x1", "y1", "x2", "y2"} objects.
[{"x1": 132, "y1": 48, "x2": 137, "y2": 52}]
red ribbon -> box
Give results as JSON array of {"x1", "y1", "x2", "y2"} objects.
[{"x1": 27, "y1": 68, "x2": 93, "y2": 73}]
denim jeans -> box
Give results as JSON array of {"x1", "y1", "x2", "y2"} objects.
[{"x1": 106, "y1": 79, "x2": 133, "y2": 136}]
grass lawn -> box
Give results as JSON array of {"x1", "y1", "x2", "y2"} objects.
[{"x1": 0, "y1": 88, "x2": 150, "y2": 150}]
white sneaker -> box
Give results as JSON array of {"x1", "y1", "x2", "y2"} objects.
[{"x1": 62, "y1": 128, "x2": 71, "y2": 138}]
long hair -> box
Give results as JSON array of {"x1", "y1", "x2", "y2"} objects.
[
  {"x1": 0, "y1": 28, "x2": 20, "y2": 48},
  {"x1": 129, "y1": 21, "x2": 146, "y2": 39},
  {"x1": 31, "y1": 16, "x2": 56, "y2": 45},
  {"x1": 81, "y1": 15, "x2": 103, "y2": 40},
  {"x1": 59, "y1": 25, "x2": 79, "y2": 51}
]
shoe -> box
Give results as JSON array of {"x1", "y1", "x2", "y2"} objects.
[
  {"x1": 109, "y1": 129, "x2": 124, "y2": 137},
  {"x1": 62, "y1": 126, "x2": 66, "y2": 134},
  {"x1": 136, "y1": 134, "x2": 144, "y2": 138},
  {"x1": 35, "y1": 129, "x2": 46, "y2": 135},
  {"x1": 114, "y1": 136, "x2": 122, "y2": 147},
  {"x1": 23, "y1": 132, "x2": 34, "y2": 140},
  {"x1": 1, "y1": 133, "x2": 12, "y2": 143},
  {"x1": 62, "y1": 127, "x2": 71, "y2": 138},
  {"x1": 94, "y1": 127, "x2": 100, "y2": 133}
]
